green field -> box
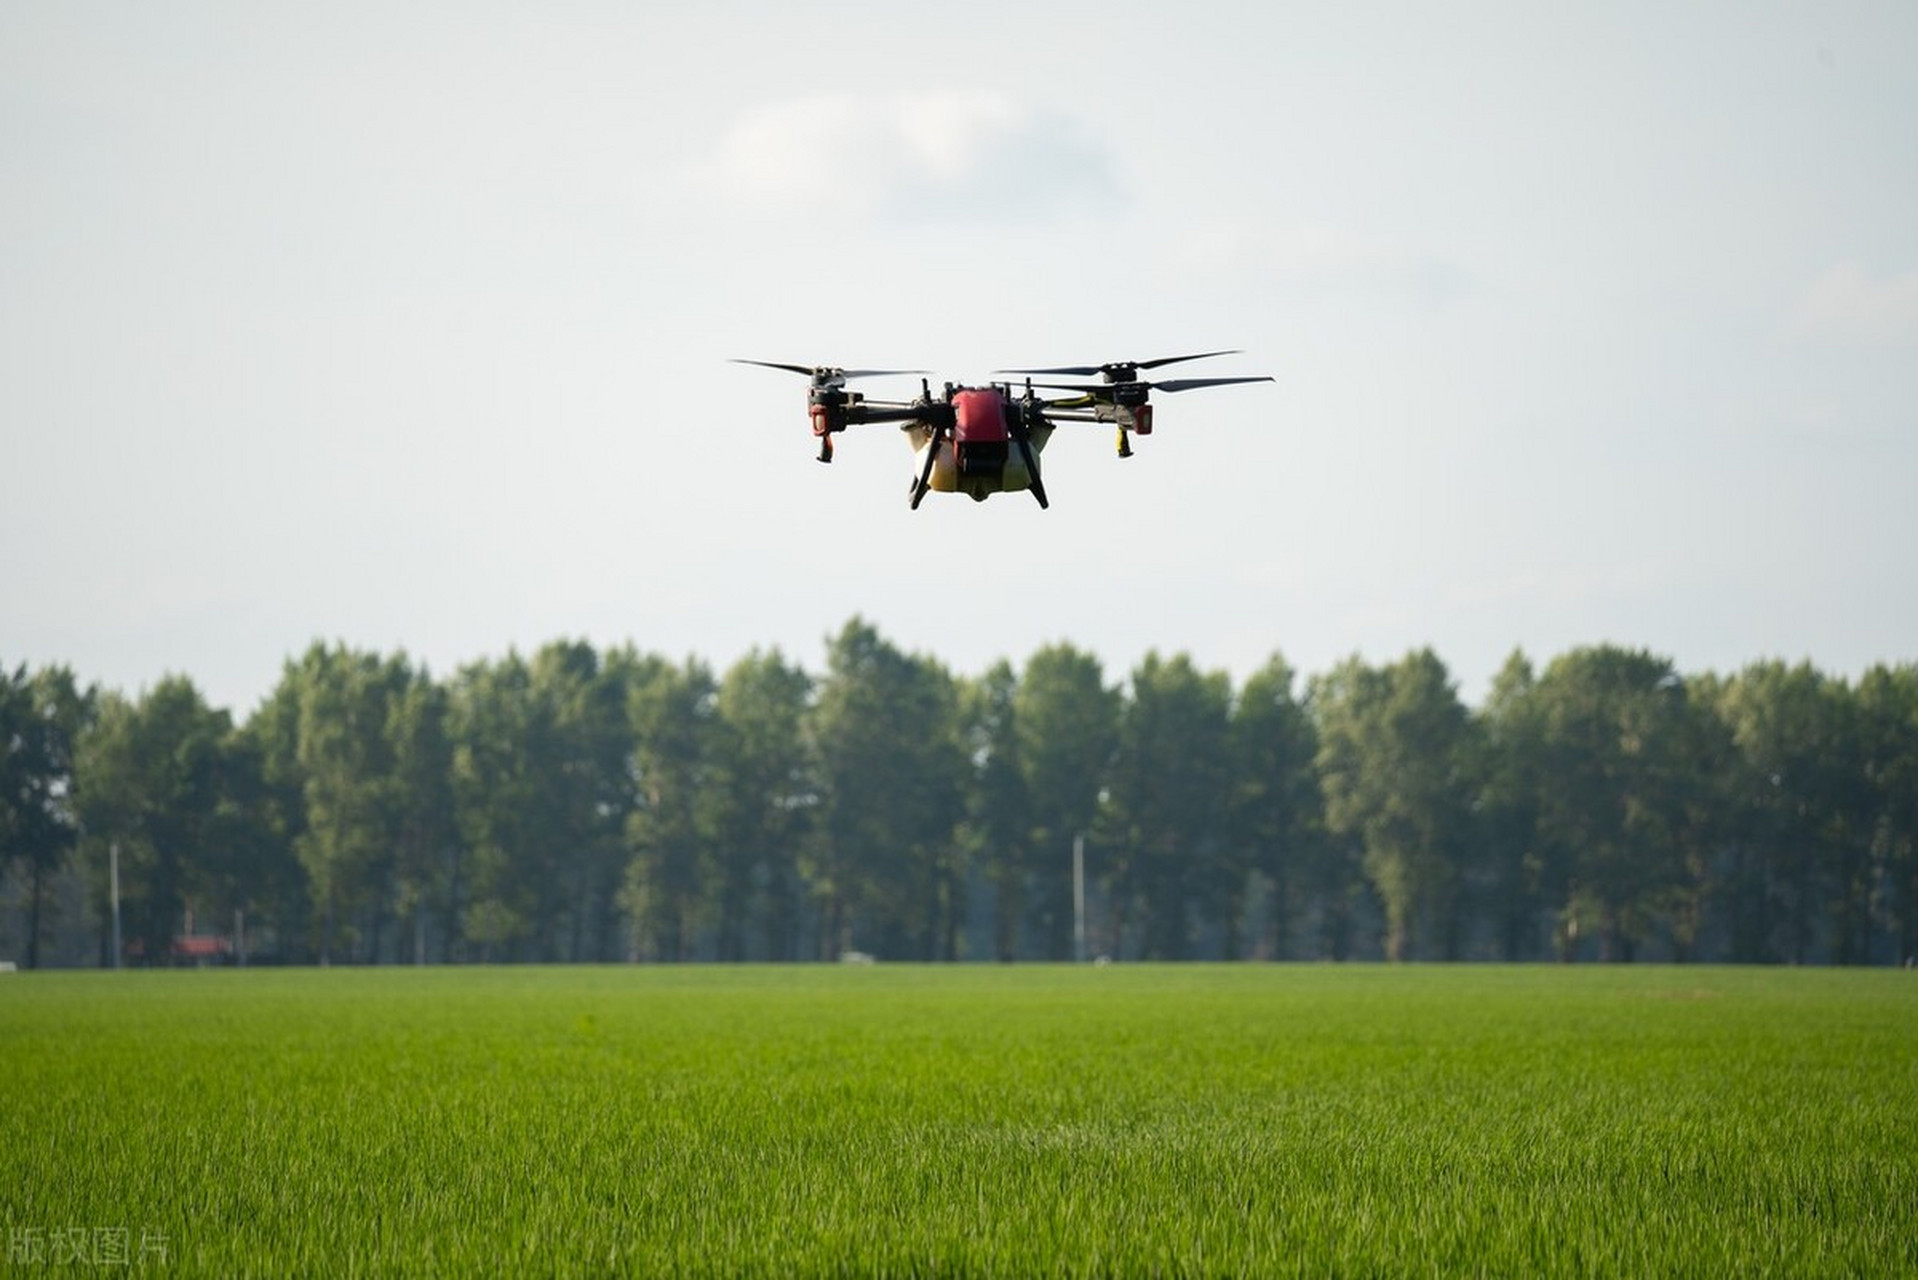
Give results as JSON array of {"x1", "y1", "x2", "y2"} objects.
[{"x1": 5, "y1": 966, "x2": 1915, "y2": 1277}]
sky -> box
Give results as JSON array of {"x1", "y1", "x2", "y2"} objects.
[{"x1": 4, "y1": 1, "x2": 1915, "y2": 715}]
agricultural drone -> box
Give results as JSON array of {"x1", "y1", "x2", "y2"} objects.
[{"x1": 734, "y1": 350, "x2": 1273, "y2": 509}]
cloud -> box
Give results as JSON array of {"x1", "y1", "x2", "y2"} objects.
[
  {"x1": 695, "y1": 92, "x2": 1121, "y2": 224},
  {"x1": 1795, "y1": 262, "x2": 1918, "y2": 347}
]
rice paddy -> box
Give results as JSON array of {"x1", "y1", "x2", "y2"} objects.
[{"x1": 5, "y1": 964, "x2": 1915, "y2": 1276}]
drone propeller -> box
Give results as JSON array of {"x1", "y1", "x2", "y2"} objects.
[
  {"x1": 995, "y1": 350, "x2": 1243, "y2": 383},
  {"x1": 1033, "y1": 375, "x2": 1275, "y2": 396},
  {"x1": 1028, "y1": 370, "x2": 1273, "y2": 461},
  {"x1": 732, "y1": 359, "x2": 925, "y2": 385}
]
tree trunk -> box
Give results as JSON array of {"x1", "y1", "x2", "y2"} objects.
[
  {"x1": 1383, "y1": 901, "x2": 1409, "y2": 963},
  {"x1": 1262, "y1": 872, "x2": 1290, "y2": 961},
  {"x1": 1439, "y1": 890, "x2": 1464, "y2": 961},
  {"x1": 321, "y1": 889, "x2": 334, "y2": 967},
  {"x1": 1501, "y1": 900, "x2": 1529, "y2": 962},
  {"x1": 824, "y1": 894, "x2": 845, "y2": 961},
  {"x1": 940, "y1": 854, "x2": 961, "y2": 962},
  {"x1": 1902, "y1": 852, "x2": 1918, "y2": 967},
  {"x1": 570, "y1": 866, "x2": 589, "y2": 964},
  {"x1": 1322, "y1": 889, "x2": 1352, "y2": 962},
  {"x1": 993, "y1": 863, "x2": 1023, "y2": 962},
  {"x1": 442, "y1": 844, "x2": 463, "y2": 963},
  {"x1": 765, "y1": 871, "x2": 796, "y2": 962},
  {"x1": 26, "y1": 858, "x2": 44, "y2": 970}
]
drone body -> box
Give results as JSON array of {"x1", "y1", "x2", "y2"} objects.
[
  {"x1": 735, "y1": 351, "x2": 1273, "y2": 509},
  {"x1": 907, "y1": 386, "x2": 1053, "y2": 505}
]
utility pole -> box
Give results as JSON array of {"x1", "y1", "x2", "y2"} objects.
[
  {"x1": 109, "y1": 841, "x2": 122, "y2": 969},
  {"x1": 1072, "y1": 833, "x2": 1085, "y2": 964}
]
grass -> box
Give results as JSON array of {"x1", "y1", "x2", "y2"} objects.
[{"x1": 4, "y1": 964, "x2": 1915, "y2": 1276}]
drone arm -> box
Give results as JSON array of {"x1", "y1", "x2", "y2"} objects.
[
  {"x1": 1035, "y1": 406, "x2": 1138, "y2": 457},
  {"x1": 844, "y1": 402, "x2": 933, "y2": 425}
]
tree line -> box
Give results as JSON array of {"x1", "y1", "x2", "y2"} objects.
[{"x1": 4, "y1": 621, "x2": 1915, "y2": 967}]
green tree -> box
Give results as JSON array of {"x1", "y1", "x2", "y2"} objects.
[
  {"x1": 243, "y1": 666, "x2": 314, "y2": 958},
  {"x1": 284, "y1": 644, "x2": 417, "y2": 964},
  {"x1": 1714, "y1": 661, "x2": 1863, "y2": 963},
  {"x1": 1226, "y1": 654, "x2": 1322, "y2": 960},
  {"x1": 709, "y1": 650, "x2": 814, "y2": 960},
  {"x1": 1477, "y1": 651, "x2": 1551, "y2": 959},
  {"x1": 961, "y1": 661, "x2": 1029, "y2": 961},
  {"x1": 809, "y1": 619, "x2": 965, "y2": 960},
  {"x1": 1816, "y1": 685, "x2": 1875, "y2": 967},
  {"x1": 386, "y1": 669, "x2": 454, "y2": 964},
  {"x1": 73, "y1": 677, "x2": 236, "y2": 965},
  {"x1": 448, "y1": 652, "x2": 542, "y2": 961},
  {"x1": 1650, "y1": 674, "x2": 1733, "y2": 963},
  {"x1": 174, "y1": 710, "x2": 299, "y2": 965},
  {"x1": 624, "y1": 658, "x2": 718, "y2": 962},
  {"x1": 1014, "y1": 643, "x2": 1119, "y2": 959},
  {"x1": 1530, "y1": 647, "x2": 1697, "y2": 961},
  {"x1": 535, "y1": 642, "x2": 642, "y2": 962},
  {"x1": 0, "y1": 664, "x2": 93, "y2": 968},
  {"x1": 1857, "y1": 664, "x2": 1918, "y2": 964},
  {"x1": 1312, "y1": 651, "x2": 1474, "y2": 962},
  {"x1": 1103, "y1": 653, "x2": 1232, "y2": 960},
  {"x1": 448, "y1": 644, "x2": 640, "y2": 963}
]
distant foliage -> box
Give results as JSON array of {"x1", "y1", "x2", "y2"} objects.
[{"x1": 3, "y1": 630, "x2": 1916, "y2": 965}]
